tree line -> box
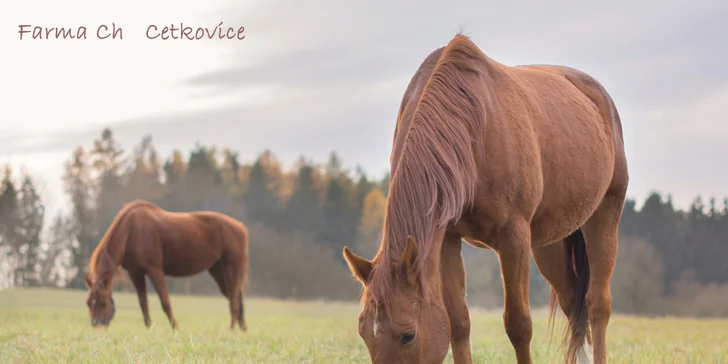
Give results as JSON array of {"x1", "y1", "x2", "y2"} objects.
[{"x1": 0, "y1": 128, "x2": 726, "y2": 317}]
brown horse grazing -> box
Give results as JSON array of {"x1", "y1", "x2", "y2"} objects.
[
  {"x1": 342, "y1": 33, "x2": 628, "y2": 364},
  {"x1": 83, "y1": 199, "x2": 249, "y2": 331}
]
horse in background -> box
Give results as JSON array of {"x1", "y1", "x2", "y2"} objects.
[
  {"x1": 84, "y1": 199, "x2": 250, "y2": 331},
  {"x1": 342, "y1": 33, "x2": 627, "y2": 364}
]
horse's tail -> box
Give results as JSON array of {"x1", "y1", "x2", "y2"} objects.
[
  {"x1": 228, "y1": 218, "x2": 249, "y2": 329},
  {"x1": 563, "y1": 228, "x2": 590, "y2": 363},
  {"x1": 239, "y1": 223, "x2": 249, "y2": 290}
]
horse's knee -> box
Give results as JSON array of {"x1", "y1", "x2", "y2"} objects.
[
  {"x1": 450, "y1": 315, "x2": 471, "y2": 342},
  {"x1": 504, "y1": 311, "x2": 533, "y2": 346}
]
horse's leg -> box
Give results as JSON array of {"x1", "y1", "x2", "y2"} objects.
[
  {"x1": 207, "y1": 261, "x2": 238, "y2": 329},
  {"x1": 533, "y1": 240, "x2": 576, "y2": 319},
  {"x1": 147, "y1": 268, "x2": 178, "y2": 330},
  {"x1": 533, "y1": 239, "x2": 595, "y2": 362},
  {"x1": 129, "y1": 270, "x2": 152, "y2": 327},
  {"x1": 208, "y1": 261, "x2": 227, "y2": 296},
  {"x1": 494, "y1": 220, "x2": 533, "y2": 364},
  {"x1": 440, "y1": 233, "x2": 473, "y2": 364},
  {"x1": 580, "y1": 192, "x2": 624, "y2": 364},
  {"x1": 222, "y1": 260, "x2": 244, "y2": 331}
]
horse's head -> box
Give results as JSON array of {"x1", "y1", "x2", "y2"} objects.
[
  {"x1": 84, "y1": 272, "x2": 116, "y2": 328},
  {"x1": 343, "y1": 236, "x2": 450, "y2": 364}
]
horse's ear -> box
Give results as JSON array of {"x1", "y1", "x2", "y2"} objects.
[
  {"x1": 397, "y1": 235, "x2": 419, "y2": 286},
  {"x1": 343, "y1": 246, "x2": 373, "y2": 285},
  {"x1": 83, "y1": 272, "x2": 93, "y2": 289}
]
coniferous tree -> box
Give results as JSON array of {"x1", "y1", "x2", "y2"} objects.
[
  {"x1": 90, "y1": 128, "x2": 126, "y2": 245},
  {"x1": 16, "y1": 174, "x2": 45, "y2": 287},
  {"x1": 0, "y1": 168, "x2": 20, "y2": 287},
  {"x1": 62, "y1": 147, "x2": 95, "y2": 289},
  {"x1": 283, "y1": 158, "x2": 323, "y2": 235},
  {"x1": 242, "y1": 151, "x2": 281, "y2": 226}
]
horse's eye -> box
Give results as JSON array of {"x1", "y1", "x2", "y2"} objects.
[
  {"x1": 401, "y1": 332, "x2": 416, "y2": 345},
  {"x1": 99, "y1": 301, "x2": 107, "y2": 307}
]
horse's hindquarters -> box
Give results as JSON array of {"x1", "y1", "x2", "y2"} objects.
[{"x1": 491, "y1": 70, "x2": 618, "y2": 247}]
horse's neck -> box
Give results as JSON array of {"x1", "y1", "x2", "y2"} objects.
[
  {"x1": 423, "y1": 228, "x2": 447, "y2": 290},
  {"x1": 401, "y1": 227, "x2": 447, "y2": 298},
  {"x1": 102, "y1": 229, "x2": 127, "y2": 266},
  {"x1": 96, "y1": 249, "x2": 120, "y2": 281}
]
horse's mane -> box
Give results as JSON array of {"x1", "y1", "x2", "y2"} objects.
[
  {"x1": 88, "y1": 200, "x2": 156, "y2": 282},
  {"x1": 368, "y1": 33, "x2": 490, "y2": 309}
]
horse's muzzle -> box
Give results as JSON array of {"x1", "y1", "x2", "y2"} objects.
[{"x1": 90, "y1": 300, "x2": 116, "y2": 327}]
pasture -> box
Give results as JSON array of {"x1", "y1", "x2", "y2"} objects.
[{"x1": 0, "y1": 289, "x2": 726, "y2": 363}]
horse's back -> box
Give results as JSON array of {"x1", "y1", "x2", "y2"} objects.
[
  {"x1": 123, "y1": 207, "x2": 220, "y2": 275},
  {"x1": 195, "y1": 212, "x2": 248, "y2": 253},
  {"x1": 516, "y1": 64, "x2": 623, "y2": 145}
]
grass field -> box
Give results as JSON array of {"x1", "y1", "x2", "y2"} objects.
[{"x1": 0, "y1": 289, "x2": 727, "y2": 363}]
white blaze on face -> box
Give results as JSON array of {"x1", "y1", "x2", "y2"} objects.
[
  {"x1": 576, "y1": 340, "x2": 594, "y2": 364},
  {"x1": 373, "y1": 306, "x2": 381, "y2": 337}
]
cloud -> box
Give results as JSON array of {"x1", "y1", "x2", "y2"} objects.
[
  {"x1": 181, "y1": 0, "x2": 728, "y2": 132},
  {"x1": 4, "y1": 0, "x2": 728, "y2": 209},
  {"x1": 0, "y1": 92, "x2": 400, "y2": 177}
]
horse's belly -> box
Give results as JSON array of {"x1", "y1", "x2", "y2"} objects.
[
  {"x1": 162, "y1": 242, "x2": 222, "y2": 276},
  {"x1": 529, "y1": 193, "x2": 603, "y2": 247}
]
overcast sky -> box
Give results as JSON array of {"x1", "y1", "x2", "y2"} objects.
[{"x1": 1, "y1": 0, "x2": 727, "y2": 218}]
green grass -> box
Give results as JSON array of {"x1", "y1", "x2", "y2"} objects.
[{"x1": 0, "y1": 289, "x2": 726, "y2": 363}]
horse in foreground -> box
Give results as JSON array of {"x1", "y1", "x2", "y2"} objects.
[
  {"x1": 83, "y1": 199, "x2": 249, "y2": 331},
  {"x1": 342, "y1": 33, "x2": 628, "y2": 364}
]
